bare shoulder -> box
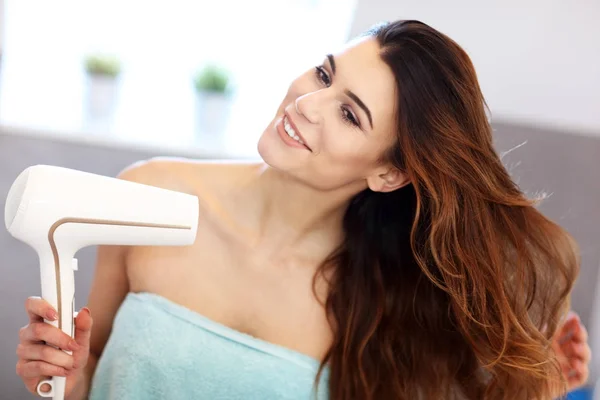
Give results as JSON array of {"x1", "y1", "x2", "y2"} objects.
[
  {"x1": 117, "y1": 157, "x2": 262, "y2": 264},
  {"x1": 117, "y1": 156, "x2": 263, "y2": 197},
  {"x1": 116, "y1": 156, "x2": 196, "y2": 194}
]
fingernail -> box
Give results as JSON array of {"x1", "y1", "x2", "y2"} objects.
[
  {"x1": 82, "y1": 307, "x2": 91, "y2": 317},
  {"x1": 47, "y1": 310, "x2": 58, "y2": 320},
  {"x1": 69, "y1": 340, "x2": 80, "y2": 351}
]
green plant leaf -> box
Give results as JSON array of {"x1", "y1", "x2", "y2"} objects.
[
  {"x1": 84, "y1": 55, "x2": 121, "y2": 77},
  {"x1": 194, "y1": 64, "x2": 231, "y2": 93}
]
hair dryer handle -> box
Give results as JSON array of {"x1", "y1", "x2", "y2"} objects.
[{"x1": 36, "y1": 256, "x2": 76, "y2": 400}]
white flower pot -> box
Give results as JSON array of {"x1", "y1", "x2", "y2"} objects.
[
  {"x1": 195, "y1": 91, "x2": 233, "y2": 140},
  {"x1": 85, "y1": 73, "x2": 119, "y2": 120}
]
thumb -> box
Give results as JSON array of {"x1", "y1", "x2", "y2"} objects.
[
  {"x1": 72, "y1": 307, "x2": 93, "y2": 370},
  {"x1": 74, "y1": 307, "x2": 93, "y2": 348}
]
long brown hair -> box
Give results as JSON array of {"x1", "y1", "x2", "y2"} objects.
[{"x1": 313, "y1": 20, "x2": 579, "y2": 399}]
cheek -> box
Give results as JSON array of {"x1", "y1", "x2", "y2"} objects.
[
  {"x1": 318, "y1": 130, "x2": 377, "y2": 173},
  {"x1": 320, "y1": 125, "x2": 393, "y2": 168}
]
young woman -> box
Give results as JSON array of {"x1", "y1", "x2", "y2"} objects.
[{"x1": 16, "y1": 20, "x2": 591, "y2": 399}]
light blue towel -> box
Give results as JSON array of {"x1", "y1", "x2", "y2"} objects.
[{"x1": 89, "y1": 292, "x2": 330, "y2": 400}]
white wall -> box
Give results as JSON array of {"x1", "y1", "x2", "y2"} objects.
[
  {"x1": 348, "y1": 0, "x2": 600, "y2": 135},
  {"x1": 0, "y1": 0, "x2": 4, "y2": 55}
]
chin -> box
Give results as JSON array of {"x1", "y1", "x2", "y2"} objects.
[{"x1": 256, "y1": 121, "x2": 278, "y2": 166}]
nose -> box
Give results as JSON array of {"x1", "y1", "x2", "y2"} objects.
[{"x1": 294, "y1": 89, "x2": 328, "y2": 125}]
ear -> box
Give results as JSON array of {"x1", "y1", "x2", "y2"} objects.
[{"x1": 366, "y1": 166, "x2": 410, "y2": 193}]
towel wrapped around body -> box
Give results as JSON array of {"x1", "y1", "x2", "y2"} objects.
[{"x1": 89, "y1": 292, "x2": 329, "y2": 400}]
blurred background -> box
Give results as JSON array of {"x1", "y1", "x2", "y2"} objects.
[{"x1": 0, "y1": 0, "x2": 598, "y2": 399}]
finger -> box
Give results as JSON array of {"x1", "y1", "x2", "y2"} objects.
[
  {"x1": 571, "y1": 321, "x2": 588, "y2": 344},
  {"x1": 567, "y1": 359, "x2": 588, "y2": 387},
  {"x1": 560, "y1": 340, "x2": 592, "y2": 365},
  {"x1": 16, "y1": 344, "x2": 74, "y2": 369},
  {"x1": 74, "y1": 307, "x2": 92, "y2": 347},
  {"x1": 558, "y1": 320, "x2": 588, "y2": 346},
  {"x1": 72, "y1": 308, "x2": 92, "y2": 369},
  {"x1": 573, "y1": 342, "x2": 592, "y2": 363},
  {"x1": 559, "y1": 340, "x2": 578, "y2": 358},
  {"x1": 25, "y1": 297, "x2": 57, "y2": 323},
  {"x1": 557, "y1": 318, "x2": 579, "y2": 343},
  {"x1": 20, "y1": 323, "x2": 79, "y2": 351},
  {"x1": 568, "y1": 374, "x2": 583, "y2": 390},
  {"x1": 16, "y1": 360, "x2": 69, "y2": 378}
]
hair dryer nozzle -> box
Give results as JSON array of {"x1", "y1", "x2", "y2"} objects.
[
  {"x1": 5, "y1": 164, "x2": 200, "y2": 249},
  {"x1": 5, "y1": 167, "x2": 30, "y2": 233}
]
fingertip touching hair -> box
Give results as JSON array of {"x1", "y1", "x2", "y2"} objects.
[{"x1": 312, "y1": 19, "x2": 579, "y2": 400}]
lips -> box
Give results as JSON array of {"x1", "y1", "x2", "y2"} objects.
[{"x1": 284, "y1": 111, "x2": 312, "y2": 152}]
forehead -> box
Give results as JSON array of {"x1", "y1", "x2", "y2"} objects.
[{"x1": 331, "y1": 38, "x2": 397, "y2": 135}]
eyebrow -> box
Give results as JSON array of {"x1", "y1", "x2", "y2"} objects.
[{"x1": 326, "y1": 54, "x2": 373, "y2": 129}]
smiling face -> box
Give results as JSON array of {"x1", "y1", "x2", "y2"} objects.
[{"x1": 257, "y1": 37, "x2": 405, "y2": 192}]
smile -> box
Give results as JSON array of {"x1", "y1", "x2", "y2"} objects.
[{"x1": 283, "y1": 116, "x2": 305, "y2": 145}]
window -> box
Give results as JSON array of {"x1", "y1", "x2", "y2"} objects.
[{"x1": 0, "y1": 0, "x2": 357, "y2": 157}]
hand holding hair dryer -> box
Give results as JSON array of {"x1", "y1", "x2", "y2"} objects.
[{"x1": 4, "y1": 165, "x2": 199, "y2": 399}]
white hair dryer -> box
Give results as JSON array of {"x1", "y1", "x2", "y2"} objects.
[{"x1": 4, "y1": 164, "x2": 199, "y2": 399}]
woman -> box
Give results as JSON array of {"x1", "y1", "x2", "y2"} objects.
[{"x1": 15, "y1": 20, "x2": 591, "y2": 399}]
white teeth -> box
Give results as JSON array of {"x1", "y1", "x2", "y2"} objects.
[
  {"x1": 283, "y1": 116, "x2": 305, "y2": 146},
  {"x1": 284, "y1": 121, "x2": 296, "y2": 136}
]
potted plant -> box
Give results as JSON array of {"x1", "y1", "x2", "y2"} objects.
[
  {"x1": 83, "y1": 54, "x2": 121, "y2": 120},
  {"x1": 193, "y1": 63, "x2": 234, "y2": 138}
]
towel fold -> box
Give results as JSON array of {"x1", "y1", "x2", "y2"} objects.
[{"x1": 89, "y1": 292, "x2": 329, "y2": 400}]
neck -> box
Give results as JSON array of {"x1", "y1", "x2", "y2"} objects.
[{"x1": 235, "y1": 164, "x2": 362, "y2": 256}]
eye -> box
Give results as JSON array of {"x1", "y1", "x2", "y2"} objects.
[
  {"x1": 314, "y1": 65, "x2": 360, "y2": 129},
  {"x1": 315, "y1": 66, "x2": 331, "y2": 87},
  {"x1": 341, "y1": 106, "x2": 360, "y2": 127}
]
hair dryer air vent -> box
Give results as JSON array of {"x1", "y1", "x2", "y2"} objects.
[{"x1": 5, "y1": 168, "x2": 30, "y2": 232}]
